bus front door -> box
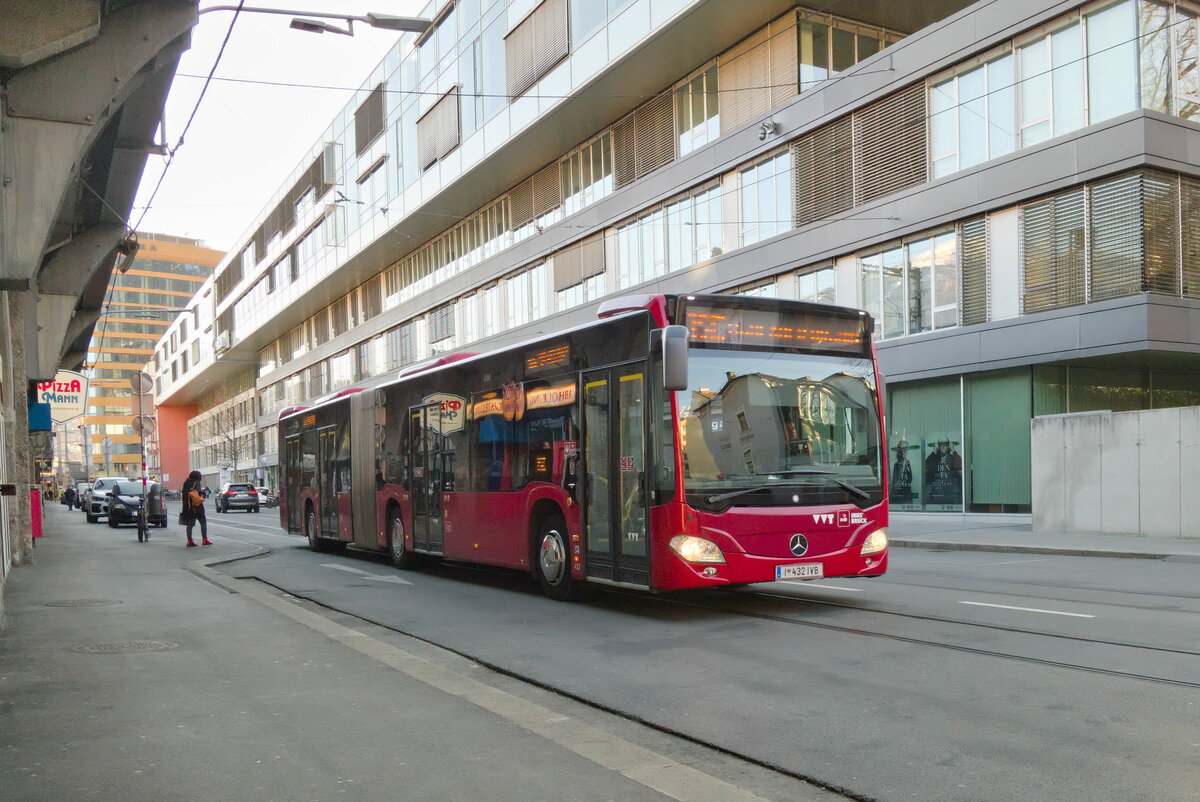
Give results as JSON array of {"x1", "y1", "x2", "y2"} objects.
[
  {"x1": 408, "y1": 404, "x2": 445, "y2": 553},
  {"x1": 582, "y1": 365, "x2": 649, "y2": 587}
]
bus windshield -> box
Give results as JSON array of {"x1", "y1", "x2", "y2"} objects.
[{"x1": 677, "y1": 349, "x2": 882, "y2": 509}]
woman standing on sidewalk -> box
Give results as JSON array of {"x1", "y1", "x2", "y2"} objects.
[{"x1": 181, "y1": 470, "x2": 211, "y2": 547}]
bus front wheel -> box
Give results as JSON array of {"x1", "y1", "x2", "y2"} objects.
[
  {"x1": 388, "y1": 510, "x2": 414, "y2": 569},
  {"x1": 536, "y1": 514, "x2": 584, "y2": 602}
]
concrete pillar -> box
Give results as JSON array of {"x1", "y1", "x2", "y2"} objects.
[{"x1": 6, "y1": 292, "x2": 33, "y2": 565}]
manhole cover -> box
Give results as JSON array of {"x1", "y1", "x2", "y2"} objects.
[
  {"x1": 73, "y1": 641, "x2": 178, "y2": 654},
  {"x1": 45, "y1": 599, "x2": 123, "y2": 608}
]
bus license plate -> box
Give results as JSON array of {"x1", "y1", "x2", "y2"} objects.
[{"x1": 776, "y1": 563, "x2": 823, "y2": 580}]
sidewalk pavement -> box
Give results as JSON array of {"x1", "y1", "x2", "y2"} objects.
[
  {"x1": 0, "y1": 506, "x2": 825, "y2": 802},
  {"x1": 888, "y1": 513, "x2": 1200, "y2": 561}
]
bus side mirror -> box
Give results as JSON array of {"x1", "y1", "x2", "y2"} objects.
[{"x1": 662, "y1": 325, "x2": 689, "y2": 392}]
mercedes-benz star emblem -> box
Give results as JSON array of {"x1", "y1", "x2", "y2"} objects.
[{"x1": 789, "y1": 534, "x2": 809, "y2": 557}]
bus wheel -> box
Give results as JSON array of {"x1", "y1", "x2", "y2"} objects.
[
  {"x1": 536, "y1": 515, "x2": 583, "y2": 601},
  {"x1": 305, "y1": 508, "x2": 323, "y2": 552},
  {"x1": 388, "y1": 510, "x2": 414, "y2": 569}
]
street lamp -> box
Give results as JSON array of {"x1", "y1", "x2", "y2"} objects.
[{"x1": 199, "y1": 6, "x2": 432, "y2": 36}]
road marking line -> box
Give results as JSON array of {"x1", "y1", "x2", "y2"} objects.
[
  {"x1": 782, "y1": 582, "x2": 864, "y2": 592},
  {"x1": 320, "y1": 563, "x2": 368, "y2": 575},
  {"x1": 959, "y1": 601, "x2": 1095, "y2": 618},
  {"x1": 195, "y1": 567, "x2": 775, "y2": 802},
  {"x1": 319, "y1": 563, "x2": 413, "y2": 585}
]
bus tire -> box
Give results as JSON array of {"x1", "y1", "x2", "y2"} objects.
[
  {"x1": 388, "y1": 509, "x2": 414, "y2": 569},
  {"x1": 535, "y1": 514, "x2": 584, "y2": 601},
  {"x1": 305, "y1": 506, "x2": 323, "y2": 552}
]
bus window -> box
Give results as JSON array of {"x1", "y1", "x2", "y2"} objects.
[{"x1": 469, "y1": 379, "x2": 578, "y2": 492}]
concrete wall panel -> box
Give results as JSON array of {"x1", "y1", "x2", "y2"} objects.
[
  {"x1": 1099, "y1": 412, "x2": 1141, "y2": 535},
  {"x1": 1063, "y1": 415, "x2": 1104, "y2": 534},
  {"x1": 1031, "y1": 417, "x2": 1065, "y2": 531},
  {"x1": 1138, "y1": 409, "x2": 1181, "y2": 537},
  {"x1": 1033, "y1": 407, "x2": 1200, "y2": 537},
  {"x1": 1180, "y1": 408, "x2": 1200, "y2": 536}
]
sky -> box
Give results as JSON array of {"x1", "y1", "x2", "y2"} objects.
[{"x1": 132, "y1": 1, "x2": 428, "y2": 253}]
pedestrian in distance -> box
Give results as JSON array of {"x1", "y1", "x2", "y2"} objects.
[{"x1": 180, "y1": 470, "x2": 211, "y2": 547}]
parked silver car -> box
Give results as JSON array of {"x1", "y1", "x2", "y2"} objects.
[
  {"x1": 215, "y1": 482, "x2": 260, "y2": 513},
  {"x1": 83, "y1": 477, "x2": 123, "y2": 523}
]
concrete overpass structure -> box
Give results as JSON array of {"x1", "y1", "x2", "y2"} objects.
[{"x1": 0, "y1": 0, "x2": 198, "y2": 583}]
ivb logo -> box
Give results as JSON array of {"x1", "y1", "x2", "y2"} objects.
[
  {"x1": 812, "y1": 511, "x2": 857, "y2": 527},
  {"x1": 812, "y1": 513, "x2": 834, "y2": 525}
]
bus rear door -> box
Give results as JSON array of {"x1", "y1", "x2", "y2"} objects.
[
  {"x1": 408, "y1": 403, "x2": 446, "y2": 553},
  {"x1": 318, "y1": 426, "x2": 338, "y2": 537},
  {"x1": 582, "y1": 364, "x2": 649, "y2": 587}
]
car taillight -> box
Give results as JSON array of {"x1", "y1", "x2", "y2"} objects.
[
  {"x1": 249, "y1": 490, "x2": 257, "y2": 495},
  {"x1": 225, "y1": 491, "x2": 234, "y2": 495}
]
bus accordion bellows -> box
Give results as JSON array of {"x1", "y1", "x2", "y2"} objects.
[{"x1": 279, "y1": 293, "x2": 889, "y2": 600}]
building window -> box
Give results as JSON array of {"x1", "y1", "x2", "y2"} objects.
[
  {"x1": 929, "y1": 53, "x2": 1015, "y2": 178},
  {"x1": 417, "y1": 88, "x2": 461, "y2": 171},
  {"x1": 860, "y1": 231, "x2": 958, "y2": 339},
  {"x1": 505, "y1": 0, "x2": 568, "y2": 98},
  {"x1": 354, "y1": 83, "x2": 386, "y2": 156},
  {"x1": 675, "y1": 64, "x2": 719, "y2": 155},
  {"x1": 739, "y1": 149, "x2": 793, "y2": 247},
  {"x1": 561, "y1": 133, "x2": 613, "y2": 217},
  {"x1": 796, "y1": 266, "x2": 837, "y2": 305}
]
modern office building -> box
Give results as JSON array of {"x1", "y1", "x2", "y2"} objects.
[
  {"x1": 153, "y1": 0, "x2": 1200, "y2": 523},
  {"x1": 82, "y1": 234, "x2": 220, "y2": 478}
]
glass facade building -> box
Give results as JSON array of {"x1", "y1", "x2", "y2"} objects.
[
  {"x1": 84, "y1": 235, "x2": 219, "y2": 476},
  {"x1": 155, "y1": 0, "x2": 1200, "y2": 523}
]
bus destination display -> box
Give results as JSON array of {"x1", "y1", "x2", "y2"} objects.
[
  {"x1": 684, "y1": 302, "x2": 867, "y2": 353},
  {"x1": 525, "y1": 343, "x2": 570, "y2": 374}
]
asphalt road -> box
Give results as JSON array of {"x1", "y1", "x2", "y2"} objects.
[{"x1": 201, "y1": 511, "x2": 1200, "y2": 802}]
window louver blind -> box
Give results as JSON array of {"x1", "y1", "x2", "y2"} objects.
[
  {"x1": 428, "y1": 304, "x2": 455, "y2": 341},
  {"x1": 1088, "y1": 172, "x2": 1145, "y2": 301},
  {"x1": 718, "y1": 13, "x2": 797, "y2": 135},
  {"x1": 553, "y1": 232, "x2": 605, "y2": 291},
  {"x1": 1021, "y1": 189, "x2": 1085, "y2": 314},
  {"x1": 959, "y1": 217, "x2": 989, "y2": 325},
  {"x1": 504, "y1": 0, "x2": 568, "y2": 98},
  {"x1": 531, "y1": 162, "x2": 562, "y2": 218},
  {"x1": 793, "y1": 115, "x2": 853, "y2": 225},
  {"x1": 612, "y1": 116, "x2": 636, "y2": 189},
  {"x1": 509, "y1": 177, "x2": 534, "y2": 229},
  {"x1": 634, "y1": 93, "x2": 675, "y2": 178},
  {"x1": 355, "y1": 83, "x2": 386, "y2": 156},
  {"x1": 853, "y1": 84, "x2": 928, "y2": 205},
  {"x1": 769, "y1": 13, "x2": 798, "y2": 108},
  {"x1": 1140, "y1": 170, "x2": 1180, "y2": 295},
  {"x1": 1182, "y1": 176, "x2": 1200, "y2": 298},
  {"x1": 417, "y1": 88, "x2": 460, "y2": 170}
]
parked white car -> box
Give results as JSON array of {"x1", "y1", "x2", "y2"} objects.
[{"x1": 83, "y1": 477, "x2": 123, "y2": 523}]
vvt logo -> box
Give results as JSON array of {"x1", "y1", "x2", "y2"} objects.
[{"x1": 812, "y1": 513, "x2": 834, "y2": 525}]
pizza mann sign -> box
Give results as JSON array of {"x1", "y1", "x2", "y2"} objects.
[{"x1": 36, "y1": 370, "x2": 88, "y2": 423}]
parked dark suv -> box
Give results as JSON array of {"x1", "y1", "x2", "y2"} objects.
[
  {"x1": 216, "y1": 482, "x2": 260, "y2": 513},
  {"x1": 106, "y1": 480, "x2": 168, "y2": 528}
]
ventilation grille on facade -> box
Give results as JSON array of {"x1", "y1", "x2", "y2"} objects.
[
  {"x1": 505, "y1": 0, "x2": 569, "y2": 98},
  {"x1": 417, "y1": 88, "x2": 461, "y2": 170},
  {"x1": 793, "y1": 116, "x2": 853, "y2": 225},
  {"x1": 853, "y1": 84, "x2": 928, "y2": 205},
  {"x1": 959, "y1": 216, "x2": 989, "y2": 325},
  {"x1": 1021, "y1": 189, "x2": 1085, "y2": 314},
  {"x1": 553, "y1": 232, "x2": 605, "y2": 291}
]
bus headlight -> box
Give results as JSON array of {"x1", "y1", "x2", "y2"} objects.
[
  {"x1": 669, "y1": 535, "x2": 726, "y2": 564},
  {"x1": 860, "y1": 528, "x2": 888, "y2": 555}
]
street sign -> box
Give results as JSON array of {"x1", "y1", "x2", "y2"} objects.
[{"x1": 36, "y1": 370, "x2": 88, "y2": 423}]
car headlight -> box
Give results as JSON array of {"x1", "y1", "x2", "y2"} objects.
[
  {"x1": 669, "y1": 535, "x2": 726, "y2": 564},
  {"x1": 860, "y1": 528, "x2": 888, "y2": 555},
  {"x1": 111, "y1": 502, "x2": 127, "y2": 510}
]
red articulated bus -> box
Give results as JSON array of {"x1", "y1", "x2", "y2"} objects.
[{"x1": 278, "y1": 293, "x2": 888, "y2": 600}]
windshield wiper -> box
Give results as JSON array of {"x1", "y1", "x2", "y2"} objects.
[
  {"x1": 755, "y1": 470, "x2": 872, "y2": 501},
  {"x1": 704, "y1": 483, "x2": 812, "y2": 504}
]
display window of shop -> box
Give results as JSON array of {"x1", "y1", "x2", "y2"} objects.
[{"x1": 887, "y1": 377, "x2": 963, "y2": 512}]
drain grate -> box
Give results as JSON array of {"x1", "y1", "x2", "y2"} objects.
[
  {"x1": 73, "y1": 641, "x2": 178, "y2": 654},
  {"x1": 45, "y1": 599, "x2": 123, "y2": 607}
]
